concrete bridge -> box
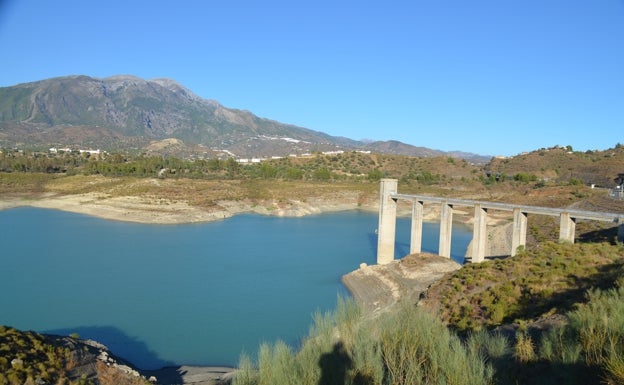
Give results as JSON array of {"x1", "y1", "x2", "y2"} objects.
[{"x1": 377, "y1": 179, "x2": 624, "y2": 265}]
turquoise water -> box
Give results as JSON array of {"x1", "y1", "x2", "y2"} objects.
[{"x1": 0, "y1": 207, "x2": 471, "y2": 369}]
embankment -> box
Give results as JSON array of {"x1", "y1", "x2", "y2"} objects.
[{"x1": 341, "y1": 254, "x2": 462, "y2": 314}]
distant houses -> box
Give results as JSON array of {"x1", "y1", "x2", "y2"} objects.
[
  {"x1": 49, "y1": 147, "x2": 102, "y2": 155},
  {"x1": 235, "y1": 149, "x2": 371, "y2": 164}
]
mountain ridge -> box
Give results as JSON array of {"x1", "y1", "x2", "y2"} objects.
[{"x1": 0, "y1": 75, "x2": 491, "y2": 162}]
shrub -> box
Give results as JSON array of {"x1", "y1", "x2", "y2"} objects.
[
  {"x1": 537, "y1": 281, "x2": 624, "y2": 383},
  {"x1": 513, "y1": 173, "x2": 537, "y2": 183},
  {"x1": 467, "y1": 329, "x2": 510, "y2": 359},
  {"x1": 379, "y1": 302, "x2": 492, "y2": 385},
  {"x1": 233, "y1": 298, "x2": 493, "y2": 385},
  {"x1": 513, "y1": 332, "x2": 536, "y2": 363},
  {"x1": 313, "y1": 168, "x2": 331, "y2": 181}
]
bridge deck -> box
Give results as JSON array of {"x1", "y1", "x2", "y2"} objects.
[{"x1": 390, "y1": 193, "x2": 624, "y2": 223}]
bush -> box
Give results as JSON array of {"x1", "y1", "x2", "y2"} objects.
[
  {"x1": 513, "y1": 173, "x2": 537, "y2": 183},
  {"x1": 379, "y1": 302, "x2": 492, "y2": 385},
  {"x1": 313, "y1": 168, "x2": 331, "y2": 181},
  {"x1": 538, "y1": 283, "x2": 624, "y2": 384},
  {"x1": 233, "y1": 298, "x2": 493, "y2": 385}
]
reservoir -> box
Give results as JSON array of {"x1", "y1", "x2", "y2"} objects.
[{"x1": 0, "y1": 207, "x2": 471, "y2": 369}]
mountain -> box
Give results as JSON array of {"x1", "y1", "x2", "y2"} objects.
[{"x1": 0, "y1": 75, "x2": 490, "y2": 162}]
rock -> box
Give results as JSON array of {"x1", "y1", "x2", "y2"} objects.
[
  {"x1": 342, "y1": 253, "x2": 461, "y2": 313},
  {"x1": 11, "y1": 358, "x2": 23, "y2": 368}
]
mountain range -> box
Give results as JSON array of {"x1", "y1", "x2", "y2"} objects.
[{"x1": 0, "y1": 75, "x2": 490, "y2": 162}]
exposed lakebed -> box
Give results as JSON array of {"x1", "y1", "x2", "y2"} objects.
[{"x1": 0, "y1": 207, "x2": 471, "y2": 369}]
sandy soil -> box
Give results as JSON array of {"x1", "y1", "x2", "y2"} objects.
[
  {"x1": 0, "y1": 193, "x2": 227, "y2": 223},
  {"x1": 0, "y1": 192, "x2": 377, "y2": 224}
]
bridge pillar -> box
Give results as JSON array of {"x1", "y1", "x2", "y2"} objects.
[
  {"x1": 559, "y1": 212, "x2": 576, "y2": 243},
  {"x1": 618, "y1": 223, "x2": 624, "y2": 243},
  {"x1": 377, "y1": 179, "x2": 398, "y2": 264},
  {"x1": 471, "y1": 204, "x2": 487, "y2": 263},
  {"x1": 439, "y1": 202, "x2": 453, "y2": 258},
  {"x1": 511, "y1": 209, "x2": 528, "y2": 256},
  {"x1": 410, "y1": 200, "x2": 424, "y2": 254}
]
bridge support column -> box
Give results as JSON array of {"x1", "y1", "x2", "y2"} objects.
[
  {"x1": 377, "y1": 179, "x2": 398, "y2": 264},
  {"x1": 439, "y1": 202, "x2": 453, "y2": 258},
  {"x1": 618, "y1": 222, "x2": 624, "y2": 243},
  {"x1": 559, "y1": 212, "x2": 576, "y2": 243},
  {"x1": 511, "y1": 209, "x2": 528, "y2": 256},
  {"x1": 472, "y1": 204, "x2": 487, "y2": 263},
  {"x1": 410, "y1": 200, "x2": 424, "y2": 254}
]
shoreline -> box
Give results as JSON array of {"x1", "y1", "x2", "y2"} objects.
[
  {"x1": 0, "y1": 192, "x2": 379, "y2": 224},
  {"x1": 144, "y1": 365, "x2": 236, "y2": 385},
  {"x1": 0, "y1": 192, "x2": 483, "y2": 225}
]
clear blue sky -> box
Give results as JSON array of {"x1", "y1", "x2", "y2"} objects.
[{"x1": 1, "y1": 0, "x2": 623, "y2": 156}]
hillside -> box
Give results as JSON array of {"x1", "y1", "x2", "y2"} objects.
[
  {"x1": 0, "y1": 326, "x2": 151, "y2": 385},
  {"x1": 486, "y1": 144, "x2": 624, "y2": 187},
  {"x1": 0, "y1": 75, "x2": 489, "y2": 163},
  {"x1": 2, "y1": 145, "x2": 623, "y2": 216}
]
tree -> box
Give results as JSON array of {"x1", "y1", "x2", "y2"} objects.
[
  {"x1": 284, "y1": 168, "x2": 303, "y2": 180},
  {"x1": 367, "y1": 169, "x2": 383, "y2": 181},
  {"x1": 225, "y1": 157, "x2": 240, "y2": 173},
  {"x1": 313, "y1": 167, "x2": 331, "y2": 181},
  {"x1": 260, "y1": 163, "x2": 277, "y2": 178}
]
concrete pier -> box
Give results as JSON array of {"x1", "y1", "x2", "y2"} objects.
[
  {"x1": 377, "y1": 179, "x2": 398, "y2": 264},
  {"x1": 439, "y1": 202, "x2": 453, "y2": 258},
  {"x1": 472, "y1": 204, "x2": 488, "y2": 263},
  {"x1": 559, "y1": 212, "x2": 576, "y2": 243},
  {"x1": 376, "y1": 179, "x2": 624, "y2": 264},
  {"x1": 511, "y1": 209, "x2": 528, "y2": 256},
  {"x1": 410, "y1": 200, "x2": 424, "y2": 254}
]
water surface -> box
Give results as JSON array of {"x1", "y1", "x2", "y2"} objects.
[{"x1": 0, "y1": 207, "x2": 471, "y2": 369}]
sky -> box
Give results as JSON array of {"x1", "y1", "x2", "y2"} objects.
[{"x1": 0, "y1": 0, "x2": 623, "y2": 156}]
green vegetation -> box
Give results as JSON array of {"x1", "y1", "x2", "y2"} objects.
[
  {"x1": 429, "y1": 242, "x2": 624, "y2": 332},
  {"x1": 233, "y1": 298, "x2": 493, "y2": 385},
  {"x1": 0, "y1": 149, "x2": 482, "y2": 183},
  {"x1": 487, "y1": 144, "x2": 624, "y2": 187},
  {"x1": 0, "y1": 326, "x2": 90, "y2": 385},
  {"x1": 4, "y1": 143, "x2": 623, "y2": 199},
  {"x1": 538, "y1": 284, "x2": 624, "y2": 384}
]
